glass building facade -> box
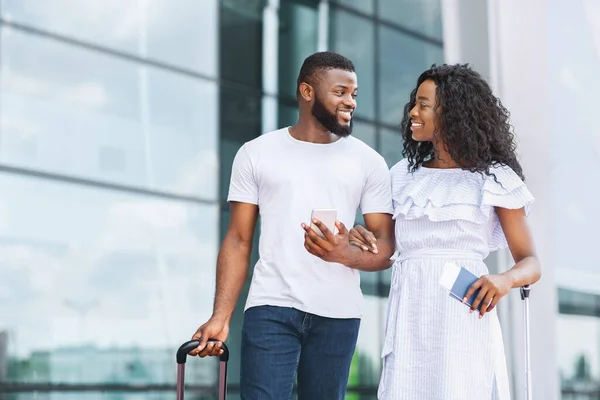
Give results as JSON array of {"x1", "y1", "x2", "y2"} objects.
[{"x1": 0, "y1": 0, "x2": 443, "y2": 398}]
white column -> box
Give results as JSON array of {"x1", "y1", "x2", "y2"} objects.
[
  {"x1": 262, "y1": 0, "x2": 280, "y2": 133},
  {"x1": 441, "y1": 0, "x2": 490, "y2": 79},
  {"x1": 317, "y1": 0, "x2": 329, "y2": 52},
  {"x1": 489, "y1": 0, "x2": 558, "y2": 399}
]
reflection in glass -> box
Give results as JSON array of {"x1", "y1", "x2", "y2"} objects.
[
  {"x1": 380, "y1": 266, "x2": 392, "y2": 294},
  {"x1": 378, "y1": 0, "x2": 443, "y2": 40},
  {"x1": 220, "y1": 0, "x2": 264, "y2": 88},
  {"x1": 558, "y1": 313, "x2": 600, "y2": 395},
  {"x1": 0, "y1": 0, "x2": 219, "y2": 76},
  {"x1": 219, "y1": 88, "x2": 262, "y2": 200},
  {"x1": 378, "y1": 26, "x2": 444, "y2": 126},
  {"x1": 350, "y1": 295, "x2": 386, "y2": 390},
  {"x1": 278, "y1": 0, "x2": 318, "y2": 98},
  {"x1": 378, "y1": 27, "x2": 443, "y2": 126},
  {"x1": 278, "y1": 102, "x2": 299, "y2": 129},
  {"x1": 332, "y1": 0, "x2": 374, "y2": 15},
  {"x1": 0, "y1": 27, "x2": 219, "y2": 200},
  {"x1": 352, "y1": 121, "x2": 376, "y2": 149},
  {"x1": 330, "y1": 8, "x2": 375, "y2": 119},
  {"x1": 380, "y1": 128, "x2": 404, "y2": 168},
  {"x1": 0, "y1": 173, "x2": 219, "y2": 385}
]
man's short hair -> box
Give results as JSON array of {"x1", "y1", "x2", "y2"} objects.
[{"x1": 296, "y1": 51, "x2": 355, "y2": 97}]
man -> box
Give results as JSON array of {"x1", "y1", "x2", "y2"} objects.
[{"x1": 189, "y1": 51, "x2": 395, "y2": 399}]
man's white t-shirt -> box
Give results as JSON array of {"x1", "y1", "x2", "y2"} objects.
[{"x1": 227, "y1": 127, "x2": 393, "y2": 319}]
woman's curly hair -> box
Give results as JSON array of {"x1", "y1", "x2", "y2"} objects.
[{"x1": 401, "y1": 63, "x2": 525, "y2": 181}]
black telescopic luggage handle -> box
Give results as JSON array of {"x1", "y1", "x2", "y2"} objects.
[{"x1": 176, "y1": 340, "x2": 229, "y2": 400}]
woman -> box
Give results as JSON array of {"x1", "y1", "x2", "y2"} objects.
[{"x1": 351, "y1": 64, "x2": 541, "y2": 399}]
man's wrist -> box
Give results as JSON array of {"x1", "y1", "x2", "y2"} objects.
[
  {"x1": 211, "y1": 311, "x2": 232, "y2": 324},
  {"x1": 338, "y1": 245, "x2": 359, "y2": 268}
]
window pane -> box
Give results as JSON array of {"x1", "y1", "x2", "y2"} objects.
[
  {"x1": 278, "y1": 0, "x2": 319, "y2": 98},
  {"x1": 219, "y1": 88, "x2": 262, "y2": 200},
  {"x1": 333, "y1": 0, "x2": 374, "y2": 15},
  {"x1": 558, "y1": 314, "x2": 600, "y2": 388},
  {"x1": 380, "y1": 128, "x2": 404, "y2": 168},
  {"x1": 354, "y1": 121, "x2": 378, "y2": 299},
  {"x1": 351, "y1": 295, "x2": 386, "y2": 387},
  {"x1": 380, "y1": 267, "x2": 392, "y2": 292},
  {"x1": 378, "y1": 0, "x2": 443, "y2": 41},
  {"x1": 360, "y1": 270, "x2": 379, "y2": 297},
  {"x1": 352, "y1": 121, "x2": 376, "y2": 149},
  {"x1": 0, "y1": 173, "x2": 219, "y2": 385},
  {"x1": 0, "y1": 0, "x2": 219, "y2": 76},
  {"x1": 146, "y1": 69, "x2": 218, "y2": 200},
  {"x1": 220, "y1": 0, "x2": 264, "y2": 88},
  {"x1": 0, "y1": 27, "x2": 218, "y2": 200},
  {"x1": 278, "y1": 102, "x2": 299, "y2": 128},
  {"x1": 378, "y1": 28, "x2": 443, "y2": 125},
  {"x1": 330, "y1": 8, "x2": 375, "y2": 119}
]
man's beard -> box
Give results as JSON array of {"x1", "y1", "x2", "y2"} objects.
[{"x1": 311, "y1": 95, "x2": 353, "y2": 137}]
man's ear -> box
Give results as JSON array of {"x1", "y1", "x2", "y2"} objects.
[{"x1": 298, "y1": 82, "x2": 314, "y2": 102}]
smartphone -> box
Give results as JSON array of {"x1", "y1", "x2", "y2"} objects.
[{"x1": 310, "y1": 209, "x2": 337, "y2": 239}]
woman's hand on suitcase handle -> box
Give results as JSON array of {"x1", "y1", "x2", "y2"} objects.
[
  {"x1": 189, "y1": 317, "x2": 229, "y2": 358},
  {"x1": 464, "y1": 273, "x2": 512, "y2": 318},
  {"x1": 348, "y1": 224, "x2": 378, "y2": 254}
]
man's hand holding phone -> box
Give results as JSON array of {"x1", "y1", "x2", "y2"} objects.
[{"x1": 302, "y1": 209, "x2": 352, "y2": 264}]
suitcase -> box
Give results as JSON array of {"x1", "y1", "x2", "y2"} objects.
[
  {"x1": 176, "y1": 339, "x2": 229, "y2": 400},
  {"x1": 520, "y1": 285, "x2": 532, "y2": 400}
]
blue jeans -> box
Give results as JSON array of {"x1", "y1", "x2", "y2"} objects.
[{"x1": 240, "y1": 305, "x2": 360, "y2": 400}]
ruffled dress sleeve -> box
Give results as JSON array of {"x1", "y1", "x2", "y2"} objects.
[{"x1": 483, "y1": 164, "x2": 535, "y2": 250}]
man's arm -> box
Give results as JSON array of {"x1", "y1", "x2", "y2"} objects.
[
  {"x1": 302, "y1": 212, "x2": 395, "y2": 272},
  {"x1": 342, "y1": 213, "x2": 395, "y2": 271},
  {"x1": 189, "y1": 201, "x2": 258, "y2": 357},
  {"x1": 212, "y1": 201, "x2": 259, "y2": 320}
]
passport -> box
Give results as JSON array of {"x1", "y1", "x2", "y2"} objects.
[{"x1": 439, "y1": 262, "x2": 482, "y2": 310}]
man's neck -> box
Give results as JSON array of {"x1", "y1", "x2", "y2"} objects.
[{"x1": 289, "y1": 119, "x2": 341, "y2": 144}]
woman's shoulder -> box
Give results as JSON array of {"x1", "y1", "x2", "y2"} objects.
[
  {"x1": 390, "y1": 158, "x2": 410, "y2": 176},
  {"x1": 481, "y1": 163, "x2": 534, "y2": 211}
]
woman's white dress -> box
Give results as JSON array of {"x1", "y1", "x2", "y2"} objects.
[{"x1": 378, "y1": 159, "x2": 534, "y2": 400}]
